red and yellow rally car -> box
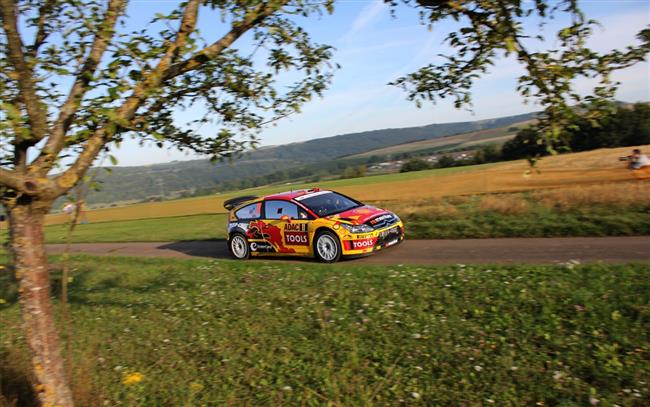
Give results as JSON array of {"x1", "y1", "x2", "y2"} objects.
[{"x1": 224, "y1": 188, "x2": 405, "y2": 262}]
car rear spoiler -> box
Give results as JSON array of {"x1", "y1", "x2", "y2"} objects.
[{"x1": 223, "y1": 195, "x2": 258, "y2": 211}]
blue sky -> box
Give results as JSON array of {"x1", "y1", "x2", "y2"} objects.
[{"x1": 114, "y1": 0, "x2": 650, "y2": 166}]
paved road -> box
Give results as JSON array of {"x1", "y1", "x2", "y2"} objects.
[{"x1": 46, "y1": 236, "x2": 650, "y2": 265}]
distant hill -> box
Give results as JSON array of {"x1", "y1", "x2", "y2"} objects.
[
  {"x1": 82, "y1": 111, "x2": 538, "y2": 205},
  {"x1": 243, "y1": 112, "x2": 536, "y2": 162}
]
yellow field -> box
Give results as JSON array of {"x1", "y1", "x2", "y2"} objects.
[{"x1": 44, "y1": 144, "x2": 650, "y2": 226}]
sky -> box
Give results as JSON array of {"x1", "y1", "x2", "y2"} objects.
[{"x1": 113, "y1": 0, "x2": 650, "y2": 166}]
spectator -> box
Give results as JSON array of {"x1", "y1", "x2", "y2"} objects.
[{"x1": 629, "y1": 149, "x2": 650, "y2": 170}]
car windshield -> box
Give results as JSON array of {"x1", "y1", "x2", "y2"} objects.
[{"x1": 298, "y1": 192, "x2": 361, "y2": 217}]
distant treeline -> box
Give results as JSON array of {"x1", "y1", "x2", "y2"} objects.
[
  {"x1": 400, "y1": 103, "x2": 650, "y2": 173},
  {"x1": 502, "y1": 103, "x2": 650, "y2": 160}
]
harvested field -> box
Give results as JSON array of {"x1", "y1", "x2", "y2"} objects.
[{"x1": 43, "y1": 145, "x2": 649, "y2": 226}]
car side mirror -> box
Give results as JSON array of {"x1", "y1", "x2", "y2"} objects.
[{"x1": 280, "y1": 215, "x2": 291, "y2": 222}]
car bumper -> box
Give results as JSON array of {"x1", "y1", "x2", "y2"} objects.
[{"x1": 340, "y1": 222, "x2": 405, "y2": 255}]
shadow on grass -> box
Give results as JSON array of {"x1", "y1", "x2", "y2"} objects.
[{"x1": 0, "y1": 353, "x2": 38, "y2": 407}]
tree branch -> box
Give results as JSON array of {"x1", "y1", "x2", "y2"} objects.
[
  {"x1": 29, "y1": 0, "x2": 126, "y2": 175},
  {"x1": 0, "y1": 0, "x2": 49, "y2": 142},
  {"x1": 26, "y1": 0, "x2": 57, "y2": 58},
  {"x1": 0, "y1": 166, "x2": 55, "y2": 197},
  {"x1": 164, "y1": 0, "x2": 289, "y2": 80},
  {"x1": 51, "y1": 0, "x2": 202, "y2": 195}
]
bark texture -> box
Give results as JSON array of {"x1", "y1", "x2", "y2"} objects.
[{"x1": 9, "y1": 200, "x2": 74, "y2": 407}]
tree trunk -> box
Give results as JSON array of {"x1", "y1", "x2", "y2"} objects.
[{"x1": 8, "y1": 201, "x2": 74, "y2": 407}]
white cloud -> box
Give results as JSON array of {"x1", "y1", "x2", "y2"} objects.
[{"x1": 339, "y1": 1, "x2": 389, "y2": 43}]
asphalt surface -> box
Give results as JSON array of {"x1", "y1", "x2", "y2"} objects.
[{"x1": 46, "y1": 236, "x2": 650, "y2": 265}]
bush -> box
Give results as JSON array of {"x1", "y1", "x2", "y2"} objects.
[
  {"x1": 400, "y1": 158, "x2": 431, "y2": 172},
  {"x1": 340, "y1": 165, "x2": 366, "y2": 179}
]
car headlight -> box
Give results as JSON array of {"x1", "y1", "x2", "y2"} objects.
[{"x1": 341, "y1": 223, "x2": 374, "y2": 233}]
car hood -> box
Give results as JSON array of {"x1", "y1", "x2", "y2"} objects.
[{"x1": 327, "y1": 205, "x2": 390, "y2": 225}]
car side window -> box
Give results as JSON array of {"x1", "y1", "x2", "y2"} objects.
[
  {"x1": 235, "y1": 202, "x2": 261, "y2": 220},
  {"x1": 264, "y1": 200, "x2": 305, "y2": 220}
]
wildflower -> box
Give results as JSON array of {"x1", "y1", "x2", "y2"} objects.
[
  {"x1": 412, "y1": 333, "x2": 422, "y2": 339},
  {"x1": 589, "y1": 397, "x2": 599, "y2": 405},
  {"x1": 122, "y1": 372, "x2": 144, "y2": 385},
  {"x1": 474, "y1": 365, "x2": 483, "y2": 372},
  {"x1": 282, "y1": 386, "x2": 293, "y2": 392},
  {"x1": 411, "y1": 392, "x2": 421, "y2": 399}
]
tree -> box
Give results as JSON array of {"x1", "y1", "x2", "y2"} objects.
[
  {"x1": 340, "y1": 165, "x2": 366, "y2": 179},
  {"x1": 391, "y1": 0, "x2": 650, "y2": 158},
  {"x1": 0, "y1": 0, "x2": 335, "y2": 404},
  {"x1": 501, "y1": 127, "x2": 550, "y2": 161},
  {"x1": 400, "y1": 157, "x2": 430, "y2": 172},
  {"x1": 436, "y1": 154, "x2": 458, "y2": 168},
  {"x1": 502, "y1": 103, "x2": 650, "y2": 160},
  {"x1": 473, "y1": 144, "x2": 501, "y2": 164},
  {"x1": 1, "y1": 1, "x2": 648, "y2": 405}
]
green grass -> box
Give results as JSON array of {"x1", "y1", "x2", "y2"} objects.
[
  {"x1": 403, "y1": 205, "x2": 650, "y2": 239},
  {"x1": 1, "y1": 256, "x2": 649, "y2": 405},
  {"x1": 43, "y1": 214, "x2": 228, "y2": 244},
  {"x1": 40, "y1": 195, "x2": 650, "y2": 244}
]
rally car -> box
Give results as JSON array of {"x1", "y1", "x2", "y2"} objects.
[{"x1": 224, "y1": 188, "x2": 404, "y2": 262}]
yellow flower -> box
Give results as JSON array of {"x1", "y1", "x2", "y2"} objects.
[
  {"x1": 189, "y1": 382, "x2": 204, "y2": 392},
  {"x1": 122, "y1": 372, "x2": 144, "y2": 385}
]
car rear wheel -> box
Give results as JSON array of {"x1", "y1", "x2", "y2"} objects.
[
  {"x1": 229, "y1": 233, "x2": 250, "y2": 260},
  {"x1": 314, "y1": 230, "x2": 341, "y2": 263}
]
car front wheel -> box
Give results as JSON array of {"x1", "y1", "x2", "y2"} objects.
[
  {"x1": 314, "y1": 230, "x2": 341, "y2": 263},
  {"x1": 229, "y1": 233, "x2": 250, "y2": 260}
]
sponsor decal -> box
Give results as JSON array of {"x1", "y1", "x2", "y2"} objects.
[
  {"x1": 385, "y1": 239, "x2": 399, "y2": 247},
  {"x1": 345, "y1": 237, "x2": 378, "y2": 250},
  {"x1": 247, "y1": 220, "x2": 296, "y2": 253},
  {"x1": 284, "y1": 223, "x2": 308, "y2": 232},
  {"x1": 369, "y1": 214, "x2": 392, "y2": 225},
  {"x1": 284, "y1": 223, "x2": 309, "y2": 246},
  {"x1": 379, "y1": 226, "x2": 401, "y2": 239},
  {"x1": 285, "y1": 232, "x2": 309, "y2": 245},
  {"x1": 294, "y1": 190, "x2": 330, "y2": 201},
  {"x1": 250, "y1": 242, "x2": 274, "y2": 252}
]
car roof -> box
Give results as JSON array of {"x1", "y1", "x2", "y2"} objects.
[{"x1": 263, "y1": 188, "x2": 326, "y2": 201}]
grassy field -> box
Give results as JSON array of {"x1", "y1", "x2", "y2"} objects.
[
  {"x1": 43, "y1": 214, "x2": 228, "y2": 244},
  {"x1": 389, "y1": 182, "x2": 650, "y2": 239},
  {"x1": 40, "y1": 144, "x2": 650, "y2": 227},
  {"x1": 42, "y1": 163, "x2": 491, "y2": 226},
  {"x1": 38, "y1": 181, "x2": 650, "y2": 243},
  {"x1": 1, "y1": 256, "x2": 648, "y2": 406}
]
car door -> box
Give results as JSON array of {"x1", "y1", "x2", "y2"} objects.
[{"x1": 263, "y1": 200, "x2": 311, "y2": 254}]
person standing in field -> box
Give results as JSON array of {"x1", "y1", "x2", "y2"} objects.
[
  {"x1": 63, "y1": 200, "x2": 88, "y2": 224},
  {"x1": 628, "y1": 149, "x2": 650, "y2": 170},
  {"x1": 63, "y1": 202, "x2": 75, "y2": 217}
]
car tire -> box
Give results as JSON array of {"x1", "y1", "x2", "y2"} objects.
[
  {"x1": 229, "y1": 233, "x2": 250, "y2": 260},
  {"x1": 314, "y1": 230, "x2": 342, "y2": 263}
]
